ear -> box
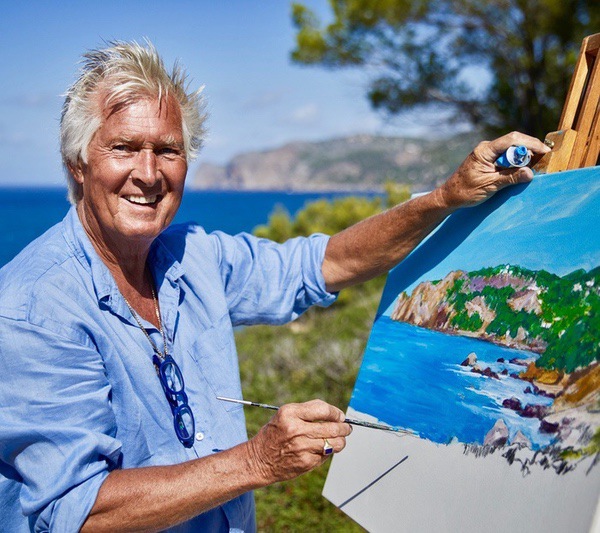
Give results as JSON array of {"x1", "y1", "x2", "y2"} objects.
[{"x1": 68, "y1": 160, "x2": 85, "y2": 185}]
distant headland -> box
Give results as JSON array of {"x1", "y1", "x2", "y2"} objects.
[{"x1": 192, "y1": 132, "x2": 480, "y2": 192}]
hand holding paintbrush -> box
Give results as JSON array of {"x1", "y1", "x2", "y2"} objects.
[{"x1": 217, "y1": 396, "x2": 416, "y2": 435}]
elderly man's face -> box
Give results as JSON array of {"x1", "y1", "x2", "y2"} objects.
[{"x1": 72, "y1": 95, "x2": 187, "y2": 254}]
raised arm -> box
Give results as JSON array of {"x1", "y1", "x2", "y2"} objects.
[{"x1": 322, "y1": 132, "x2": 551, "y2": 292}]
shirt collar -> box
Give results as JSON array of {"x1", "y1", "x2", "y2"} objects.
[
  {"x1": 149, "y1": 236, "x2": 185, "y2": 286},
  {"x1": 62, "y1": 206, "x2": 185, "y2": 316}
]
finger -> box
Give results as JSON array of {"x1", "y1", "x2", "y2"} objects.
[
  {"x1": 304, "y1": 420, "x2": 353, "y2": 440},
  {"x1": 290, "y1": 399, "x2": 346, "y2": 423},
  {"x1": 486, "y1": 131, "x2": 551, "y2": 159},
  {"x1": 273, "y1": 402, "x2": 346, "y2": 442},
  {"x1": 497, "y1": 166, "x2": 534, "y2": 186},
  {"x1": 314, "y1": 435, "x2": 348, "y2": 457},
  {"x1": 329, "y1": 436, "x2": 347, "y2": 454}
]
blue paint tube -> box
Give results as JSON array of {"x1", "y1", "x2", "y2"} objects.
[{"x1": 495, "y1": 145, "x2": 532, "y2": 168}]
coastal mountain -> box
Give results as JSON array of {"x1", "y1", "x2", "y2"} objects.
[
  {"x1": 390, "y1": 264, "x2": 600, "y2": 373},
  {"x1": 192, "y1": 132, "x2": 480, "y2": 191}
]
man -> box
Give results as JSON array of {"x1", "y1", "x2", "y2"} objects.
[{"x1": 0, "y1": 41, "x2": 550, "y2": 532}]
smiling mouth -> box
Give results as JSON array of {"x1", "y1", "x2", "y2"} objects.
[{"x1": 124, "y1": 195, "x2": 160, "y2": 205}]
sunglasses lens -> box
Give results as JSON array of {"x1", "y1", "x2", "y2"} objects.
[
  {"x1": 175, "y1": 405, "x2": 195, "y2": 444},
  {"x1": 161, "y1": 360, "x2": 184, "y2": 393}
]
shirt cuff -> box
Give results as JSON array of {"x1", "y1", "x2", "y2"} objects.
[
  {"x1": 35, "y1": 469, "x2": 109, "y2": 532},
  {"x1": 302, "y1": 233, "x2": 338, "y2": 308}
]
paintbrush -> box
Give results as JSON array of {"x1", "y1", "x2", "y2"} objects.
[{"x1": 216, "y1": 396, "x2": 415, "y2": 435}]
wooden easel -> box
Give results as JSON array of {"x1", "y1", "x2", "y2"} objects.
[{"x1": 534, "y1": 32, "x2": 600, "y2": 173}]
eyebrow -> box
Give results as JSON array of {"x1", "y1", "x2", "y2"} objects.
[
  {"x1": 160, "y1": 135, "x2": 185, "y2": 149},
  {"x1": 108, "y1": 135, "x2": 184, "y2": 149}
]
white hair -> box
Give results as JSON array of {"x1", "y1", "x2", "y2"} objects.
[{"x1": 60, "y1": 39, "x2": 206, "y2": 204}]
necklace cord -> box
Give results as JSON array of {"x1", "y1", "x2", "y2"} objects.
[
  {"x1": 122, "y1": 285, "x2": 168, "y2": 362},
  {"x1": 122, "y1": 283, "x2": 196, "y2": 447}
]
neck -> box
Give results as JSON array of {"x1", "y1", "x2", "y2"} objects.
[
  {"x1": 76, "y1": 203, "x2": 159, "y2": 325},
  {"x1": 77, "y1": 203, "x2": 152, "y2": 292}
]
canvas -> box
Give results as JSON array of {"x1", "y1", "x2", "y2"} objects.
[{"x1": 324, "y1": 166, "x2": 600, "y2": 532}]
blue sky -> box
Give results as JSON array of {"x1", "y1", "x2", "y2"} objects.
[
  {"x1": 379, "y1": 167, "x2": 600, "y2": 315},
  {"x1": 0, "y1": 0, "x2": 440, "y2": 187}
]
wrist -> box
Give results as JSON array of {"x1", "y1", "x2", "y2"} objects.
[
  {"x1": 242, "y1": 436, "x2": 274, "y2": 488},
  {"x1": 426, "y1": 184, "x2": 461, "y2": 213}
]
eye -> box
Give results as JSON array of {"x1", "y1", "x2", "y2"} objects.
[
  {"x1": 157, "y1": 146, "x2": 183, "y2": 157},
  {"x1": 112, "y1": 144, "x2": 132, "y2": 153}
]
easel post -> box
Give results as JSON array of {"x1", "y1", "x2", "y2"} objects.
[{"x1": 534, "y1": 33, "x2": 600, "y2": 173}]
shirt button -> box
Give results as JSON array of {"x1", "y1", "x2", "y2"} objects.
[{"x1": 195, "y1": 432, "x2": 205, "y2": 441}]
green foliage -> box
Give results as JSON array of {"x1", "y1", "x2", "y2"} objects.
[
  {"x1": 537, "y1": 312, "x2": 600, "y2": 372},
  {"x1": 254, "y1": 195, "x2": 383, "y2": 241},
  {"x1": 255, "y1": 206, "x2": 295, "y2": 243},
  {"x1": 452, "y1": 310, "x2": 483, "y2": 331},
  {"x1": 438, "y1": 264, "x2": 600, "y2": 373},
  {"x1": 585, "y1": 426, "x2": 600, "y2": 456},
  {"x1": 383, "y1": 181, "x2": 411, "y2": 208},
  {"x1": 291, "y1": 0, "x2": 600, "y2": 138},
  {"x1": 255, "y1": 185, "x2": 411, "y2": 241},
  {"x1": 564, "y1": 425, "x2": 600, "y2": 460},
  {"x1": 239, "y1": 190, "x2": 410, "y2": 530}
]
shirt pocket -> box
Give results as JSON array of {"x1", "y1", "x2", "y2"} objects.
[
  {"x1": 110, "y1": 377, "x2": 154, "y2": 465},
  {"x1": 186, "y1": 313, "x2": 244, "y2": 413}
]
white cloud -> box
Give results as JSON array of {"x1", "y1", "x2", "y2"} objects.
[{"x1": 287, "y1": 103, "x2": 319, "y2": 125}]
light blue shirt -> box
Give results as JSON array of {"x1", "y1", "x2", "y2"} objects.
[{"x1": 0, "y1": 207, "x2": 336, "y2": 532}]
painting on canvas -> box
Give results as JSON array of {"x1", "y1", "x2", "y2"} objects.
[{"x1": 324, "y1": 167, "x2": 600, "y2": 532}]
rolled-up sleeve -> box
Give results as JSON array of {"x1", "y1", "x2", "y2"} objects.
[
  {"x1": 208, "y1": 231, "x2": 337, "y2": 326},
  {"x1": 0, "y1": 319, "x2": 122, "y2": 531}
]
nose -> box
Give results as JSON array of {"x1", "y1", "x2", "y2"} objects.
[{"x1": 132, "y1": 149, "x2": 160, "y2": 185}]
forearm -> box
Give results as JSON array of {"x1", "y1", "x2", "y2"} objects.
[
  {"x1": 323, "y1": 187, "x2": 453, "y2": 292},
  {"x1": 322, "y1": 132, "x2": 550, "y2": 292},
  {"x1": 82, "y1": 442, "x2": 262, "y2": 533}
]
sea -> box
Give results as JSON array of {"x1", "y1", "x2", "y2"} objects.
[
  {"x1": 350, "y1": 316, "x2": 556, "y2": 449},
  {"x1": 0, "y1": 187, "x2": 379, "y2": 268}
]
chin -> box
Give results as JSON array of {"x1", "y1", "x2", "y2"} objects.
[{"x1": 118, "y1": 220, "x2": 169, "y2": 242}]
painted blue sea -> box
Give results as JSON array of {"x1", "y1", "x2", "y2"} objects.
[
  {"x1": 0, "y1": 187, "x2": 379, "y2": 268},
  {"x1": 350, "y1": 316, "x2": 556, "y2": 449}
]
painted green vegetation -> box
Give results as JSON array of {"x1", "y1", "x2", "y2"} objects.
[
  {"x1": 237, "y1": 187, "x2": 409, "y2": 531},
  {"x1": 444, "y1": 265, "x2": 600, "y2": 373}
]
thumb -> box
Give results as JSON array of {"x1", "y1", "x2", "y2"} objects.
[
  {"x1": 514, "y1": 167, "x2": 534, "y2": 184},
  {"x1": 500, "y1": 167, "x2": 534, "y2": 187}
]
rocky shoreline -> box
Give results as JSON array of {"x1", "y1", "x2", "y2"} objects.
[
  {"x1": 460, "y1": 350, "x2": 600, "y2": 472},
  {"x1": 390, "y1": 264, "x2": 599, "y2": 374}
]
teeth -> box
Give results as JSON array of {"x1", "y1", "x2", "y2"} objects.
[{"x1": 125, "y1": 195, "x2": 157, "y2": 205}]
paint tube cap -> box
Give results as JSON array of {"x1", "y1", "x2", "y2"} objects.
[{"x1": 495, "y1": 145, "x2": 532, "y2": 168}]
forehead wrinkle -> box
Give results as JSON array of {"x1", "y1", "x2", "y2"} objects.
[{"x1": 93, "y1": 93, "x2": 184, "y2": 146}]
